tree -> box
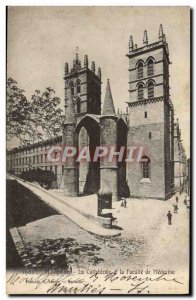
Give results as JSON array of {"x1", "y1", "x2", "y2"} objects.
[
  {"x1": 20, "y1": 168, "x2": 57, "y2": 188},
  {"x1": 7, "y1": 78, "x2": 64, "y2": 146},
  {"x1": 6, "y1": 77, "x2": 33, "y2": 144},
  {"x1": 29, "y1": 87, "x2": 64, "y2": 140}
]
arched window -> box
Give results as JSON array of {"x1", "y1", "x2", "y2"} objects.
[
  {"x1": 147, "y1": 59, "x2": 154, "y2": 76},
  {"x1": 76, "y1": 98, "x2": 81, "y2": 114},
  {"x1": 137, "y1": 62, "x2": 143, "y2": 79},
  {"x1": 70, "y1": 82, "x2": 74, "y2": 95},
  {"x1": 148, "y1": 81, "x2": 154, "y2": 99},
  {"x1": 76, "y1": 80, "x2": 81, "y2": 94},
  {"x1": 141, "y1": 156, "x2": 150, "y2": 178},
  {"x1": 138, "y1": 84, "x2": 144, "y2": 101}
]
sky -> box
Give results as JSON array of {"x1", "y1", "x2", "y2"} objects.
[{"x1": 7, "y1": 6, "x2": 190, "y2": 156}]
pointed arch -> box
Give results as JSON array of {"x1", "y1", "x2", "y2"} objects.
[
  {"x1": 138, "y1": 83, "x2": 144, "y2": 101},
  {"x1": 75, "y1": 98, "x2": 81, "y2": 114},
  {"x1": 147, "y1": 58, "x2": 154, "y2": 76},
  {"x1": 70, "y1": 81, "x2": 74, "y2": 95},
  {"x1": 147, "y1": 81, "x2": 154, "y2": 99},
  {"x1": 137, "y1": 61, "x2": 144, "y2": 79},
  {"x1": 76, "y1": 79, "x2": 81, "y2": 94}
]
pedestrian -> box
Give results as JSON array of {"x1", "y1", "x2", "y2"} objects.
[
  {"x1": 184, "y1": 198, "x2": 187, "y2": 206},
  {"x1": 167, "y1": 211, "x2": 172, "y2": 225},
  {"x1": 176, "y1": 196, "x2": 178, "y2": 203},
  {"x1": 124, "y1": 198, "x2": 127, "y2": 208},
  {"x1": 173, "y1": 204, "x2": 178, "y2": 213},
  {"x1": 120, "y1": 200, "x2": 124, "y2": 207}
]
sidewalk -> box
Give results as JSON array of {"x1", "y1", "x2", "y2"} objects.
[{"x1": 7, "y1": 174, "x2": 121, "y2": 237}]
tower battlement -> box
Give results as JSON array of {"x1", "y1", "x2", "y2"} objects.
[
  {"x1": 64, "y1": 50, "x2": 102, "y2": 118},
  {"x1": 127, "y1": 25, "x2": 170, "y2": 62}
]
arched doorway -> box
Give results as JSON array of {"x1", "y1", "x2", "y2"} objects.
[{"x1": 76, "y1": 115, "x2": 100, "y2": 195}]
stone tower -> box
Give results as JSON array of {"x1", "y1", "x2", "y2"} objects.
[
  {"x1": 126, "y1": 25, "x2": 174, "y2": 200},
  {"x1": 64, "y1": 50, "x2": 102, "y2": 121},
  {"x1": 100, "y1": 79, "x2": 119, "y2": 201},
  {"x1": 64, "y1": 50, "x2": 102, "y2": 195}
]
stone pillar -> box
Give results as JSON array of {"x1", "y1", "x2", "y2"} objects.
[
  {"x1": 63, "y1": 87, "x2": 78, "y2": 197},
  {"x1": 63, "y1": 123, "x2": 79, "y2": 196},
  {"x1": 100, "y1": 116, "x2": 118, "y2": 201}
]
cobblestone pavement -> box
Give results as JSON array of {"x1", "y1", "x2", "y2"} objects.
[
  {"x1": 8, "y1": 178, "x2": 189, "y2": 278},
  {"x1": 18, "y1": 214, "x2": 145, "y2": 270}
]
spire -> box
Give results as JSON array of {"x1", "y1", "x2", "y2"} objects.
[
  {"x1": 102, "y1": 79, "x2": 116, "y2": 115},
  {"x1": 72, "y1": 46, "x2": 81, "y2": 70},
  {"x1": 91, "y1": 61, "x2": 95, "y2": 73},
  {"x1": 129, "y1": 35, "x2": 134, "y2": 53},
  {"x1": 65, "y1": 88, "x2": 76, "y2": 123},
  {"x1": 75, "y1": 46, "x2": 79, "y2": 60},
  {"x1": 159, "y1": 24, "x2": 164, "y2": 40},
  {"x1": 143, "y1": 30, "x2": 148, "y2": 45},
  {"x1": 97, "y1": 67, "x2": 102, "y2": 79},
  {"x1": 65, "y1": 63, "x2": 69, "y2": 75},
  {"x1": 84, "y1": 54, "x2": 88, "y2": 68}
]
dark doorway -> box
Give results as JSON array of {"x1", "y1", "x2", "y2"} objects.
[{"x1": 76, "y1": 116, "x2": 100, "y2": 195}]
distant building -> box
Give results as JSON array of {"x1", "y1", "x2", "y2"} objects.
[
  {"x1": 7, "y1": 25, "x2": 188, "y2": 200},
  {"x1": 6, "y1": 136, "x2": 63, "y2": 189},
  {"x1": 174, "y1": 120, "x2": 188, "y2": 193}
]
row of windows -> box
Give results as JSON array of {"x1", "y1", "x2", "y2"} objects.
[
  {"x1": 8, "y1": 144, "x2": 61, "y2": 158},
  {"x1": 8, "y1": 152, "x2": 60, "y2": 166},
  {"x1": 70, "y1": 80, "x2": 81, "y2": 95},
  {"x1": 137, "y1": 59, "x2": 154, "y2": 79},
  {"x1": 138, "y1": 82, "x2": 154, "y2": 101}
]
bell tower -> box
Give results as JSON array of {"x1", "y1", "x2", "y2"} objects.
[
  {"x1": 126, "y1": 25, "x2": 174, "y2": 200},
  {"x1": 64, "y1": 48, "x2": 102, "y2": 122}
]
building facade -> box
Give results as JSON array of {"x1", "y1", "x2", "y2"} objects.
[
  {"x1": 126, "y1": 26, "x2": 175, "y2": 200},
  {"x1": 174, "y1": 119, "x2": 188, "y2": 193},
  {"x1": 7, "y1": 25, "x2": 187, "y2": 200}
]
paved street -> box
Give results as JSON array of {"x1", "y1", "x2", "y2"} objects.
[
  {"x1": 7, "y1": 177, "x2": 189, "y2": 292},
  {"x1": 7, "y1": 179, "x2": 141, "y2": 270}
]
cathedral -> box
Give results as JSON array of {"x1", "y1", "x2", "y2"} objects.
[{"x1": 7, "y1": 25, "x2": 187, "y2": 201}]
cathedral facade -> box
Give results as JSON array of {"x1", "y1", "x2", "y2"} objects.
[{"x1": 7, "y1": 25, "x2": 187, "y2": 201}]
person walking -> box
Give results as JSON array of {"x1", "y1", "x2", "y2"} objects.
[
  {"x1": 120, "y1": 200, "x2": 124, "y2": 207},
  {"x1": 173, "y1": 204, "x2": 178, "y2": 213},
  {"x1": 124, "y1": 198, "x2": 127, "y2": 208},
  {"x1": 167, "y1": 211, "x2": 172, "y2": 225},
  {"x1": 176, "y1": 196, "x2": 178, "y2": 203}
]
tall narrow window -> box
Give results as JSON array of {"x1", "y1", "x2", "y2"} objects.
[
  {"x1": 148, "y1": 82, "x2": 154, "y2": 99},
  {"x1": 76, "y1": 80, "x2": 81, "y2": 93},
  {"x1": 138, "y1": 84, "x2": 144, "y2": 101},
  {"x1": 76, "y1": 98, "x2": 81, "y2": 114},
  {"x1": 141, "y1": 156, "x2": 150, "y2": 179},
  {"x1": 144, "y1": 111, "x2": 147, "y2": 118},
  {"x1": 137, "y1": 62, "x2": 143, "y2": 79},
  {"x1": 70, "y1": 82, "x2": 74, "y2": 95},
  {"x1": 147, "y1": 59, "x2": 154, "y2": 76}
]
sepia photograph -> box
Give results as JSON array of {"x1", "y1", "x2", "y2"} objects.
[{"x1": 6, "y1": 6, "x2": 190, "y2": 295}]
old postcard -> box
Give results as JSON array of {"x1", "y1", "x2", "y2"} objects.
[{"x1": 6, "y1": 6, "x2": 190, "y2": 295}]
